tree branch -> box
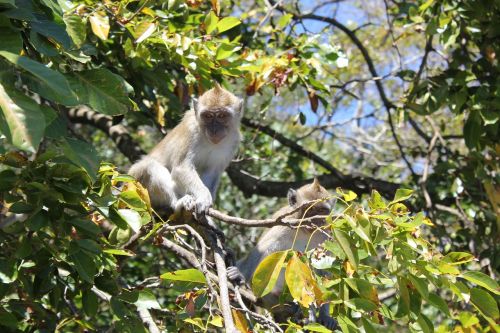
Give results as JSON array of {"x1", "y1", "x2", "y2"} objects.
[{"x1": 286, "y1": 10, "x2": 418, "y2": 180}]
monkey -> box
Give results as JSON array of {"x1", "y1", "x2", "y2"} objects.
[
  {"x1": 128, "y1": 84, "x2": 243, "y2": 217},
  {"x1": 227, "y1": 179, "x2": 338, "y2": 330}
]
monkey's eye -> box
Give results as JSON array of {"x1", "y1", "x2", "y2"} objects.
[
  {"x1": 203, "y1": 113, "x2": 214, "y2": 119},
  {"x1": 217, "y1": 113, "x2": 227, "y2": 119}
]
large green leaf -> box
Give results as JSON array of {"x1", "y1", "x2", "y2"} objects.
[
  {"x1": 462, "y1": 271, "x2": 499, "y2": 295},
  {"x1": 61, "y1": 137, "x2": 100, "y2": 179},
  {"x1": 68, "y1": 68, "x2": 133, "y2": 115},
  {"x1": 0, "y1": 51, "x2": 77, "y2": 105},
  {"x1": 470, "y1": 287, "x2": 499, "y2": 320},
  {"x1": 0, "y1": 83, "x2": 45, "y2": 152}
]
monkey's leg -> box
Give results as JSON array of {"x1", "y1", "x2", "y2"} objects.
[{"x1": 129, "y1": 157, "x2": 177, "y2": 208}]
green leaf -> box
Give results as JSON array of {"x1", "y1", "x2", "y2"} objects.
[
  {"x1": 0, "y1": 258, "x2": 17, "y2": 283},
  {"x1": 345, "y1": 298, "x2": 378, "y2": 312},
  {"x1": 31, "y1": 18, "x2": 71, "y2": 49},
  {"x1": 216, "y1": 17, "x2": 241, "y2": 33},
  {"x1": 458, "y1": 312, "x2": 479, "y2": 328},
  {"x1": 369, "y1": 190, "x2": 386, "y2": 209},
  {"x1": 337, "y1": 314, "x2": 358, "y2": 333},
  {"x1": 120, "y1": 190, "x2": 147, "y2": 211},
  {"x1": 82, "y1": 289, "x2": 98, "y2": 317},
  {"x1": 116, "y1": 209, "x2": 142, "y2": 233},
  {"x1": 408, "y1": 275, "x2": 428, "y2": 300},
  {"x1": 428, "y1": 293, "x2": 450, "y2": 316},
  {"x1": 69, "y1": 218, "x2": 101, "y2": 236},
  {"x1": 361, "y1": 318, "x2": 378, "y2": 333},
  {"x1": 0, "y1": 51, "x2": 77, "y2": 105},
  {"x1": 0, "y1": 83, "x2": 45, "y2": 152},
  {"x1": 135, "y1": 290, "x2": 161, "y2": 310},
  {"x1": 0, "y1": 0, "x2": 16, "y2": 8},
  {"x1": 216, "y1": 43, "x2": 241, "y2": 60},
  {"x1": 442, "y1": 252, "x2": 474, "y2": 265},
  {"x1": 68, "y1": 68, "x2": 133, "y2": 115},
  {"x1": 63, "y1": 14, "x2": 87, "y2": 47},
  {"x1": 76, "y1": 239, "x2": 102, "y2": 254},
  {"x1": 252, "y1": 250, "x2": 288, "y2": 297},
  {"x1": 470, "y1": 287, "x2": 499, "y2": 320},
  {"x1": 277, "y1": 13, "x2": 293, "y2": 28},
  {"x1": 1, "y1": 29, "x2": 22, "y2": 53},
  {"x1": 61, "y1": 137, "x2": 100, "y2": 179},
  {"x1": 160, "y1": 268, "x2": 206, "y2": 284},
  {"x1": 0, "y1": 307, "x2": 18, "y2": 329},
  {"x1": 416, "y1": 314, "x2": 434, "y2": 333},
  {"x1": 204, "y1": 11, "x2": 219, "y2": 34},
  {"x1": 463, "y1": 111, "x2": 481, "y2": 149},
  {"x1": 303, "y1": 323, "x2": 331, "y2": 332},
  {"x1": 462, "y1": 271, "x2": 499, "y2": 295},
  {"x1": 332, "y1": 229, "x2": 358, "y2": 271},
  {"x1": 70, "y1": 250, "x2": 96, "y2": 283},
  {"x1": 391, "y1": 188, "x2": 414, "y2": 204},
  {"x1": 103, "y1": 248, "x2": 135, "y2": 256}
]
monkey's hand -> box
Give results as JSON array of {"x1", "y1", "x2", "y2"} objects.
[
  {"x1": 227, "y1": 266, "x2": 246, "y2": 286},
  {"x1": 318, "y1": 303, "x2": 338, "y2": 331}
]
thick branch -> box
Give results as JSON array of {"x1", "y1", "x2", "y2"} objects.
[
  {"x1": 227, "y1": 164, "x2": 399, "y2": 198},
  {"x1": 67, "y1": 106, "x2": 145, "y2": 163}
]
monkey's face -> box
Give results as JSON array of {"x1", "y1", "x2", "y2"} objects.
[
  {"x1": 288, "y1": 179, "x2": 334, "y2": 223},
  {"x1": 200, "y1": 108, "x2": 233, "y2": 144}
]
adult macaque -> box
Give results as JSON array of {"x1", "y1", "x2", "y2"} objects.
[
  {"x1": 129, "y1": 84, "x2": 243, "y2": 216},
  {"x1": 228, "y1": 179, "x2": 338, "y2": 330}
]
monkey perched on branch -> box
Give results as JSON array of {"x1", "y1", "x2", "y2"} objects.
[
  {"x1": 228, "y1": 179, "x2": 338, "y2": 330},
  {"x1": 129, "y1": 84, "x2": 243, "y2": 216}
]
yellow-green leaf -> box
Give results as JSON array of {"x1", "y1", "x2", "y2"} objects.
[
  {"x1": 216, "y1": 17, "x2": 241, "y2": 33},
  {"x1": 252, "y1": 250, "x2": 288, "y2": 297},
  {"x1": 89, "y1": 13, "x2": 109, "y2": 40},
  {"x1": 285, "y1": 253, "x2": 322, "y2": 307},
  {"x1": 134, "y1": 21, "x2": 156, "y2": 43},
  {"x1": 160, "y1": 268, "x2": 206, "y2": 284},
  {"x1": 204, "y1": 10, "x2": 219, "y2": 34}
]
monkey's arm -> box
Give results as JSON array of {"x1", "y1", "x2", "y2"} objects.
[{"x1": 171, "y1": 162, "x2": 213, "y2": 214}]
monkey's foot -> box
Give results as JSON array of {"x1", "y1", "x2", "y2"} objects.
[
  {"x1": 175, "y1": 195, "x2": 195, "y2": 213},
  {"x1": 227, "y1": 266, "x2": 246, "y2": 286},
  {"x1": 194, "y1": 194, "x2": 212, "y2": 215}
]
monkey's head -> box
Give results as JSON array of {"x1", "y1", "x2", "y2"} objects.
[
  {"x1": 195, "y1": 83, "x2": 243, "y2": 145},
  {"x1": 288, "y1": 178, "x2": 333, "y2": 218}
]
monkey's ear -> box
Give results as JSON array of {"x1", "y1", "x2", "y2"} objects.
[
  {"x1": 237, "y1": 98, "x2": 244, "y2": 114},
  {"x1": 191, "y1": 98, "x2": 199, "y2": 114},
  {"x1": 312, "y1": 177, "x2": 320, "y2": 189},
  {"x1": 287, "y1": 188, "x2": 297, "y2": 206}
]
